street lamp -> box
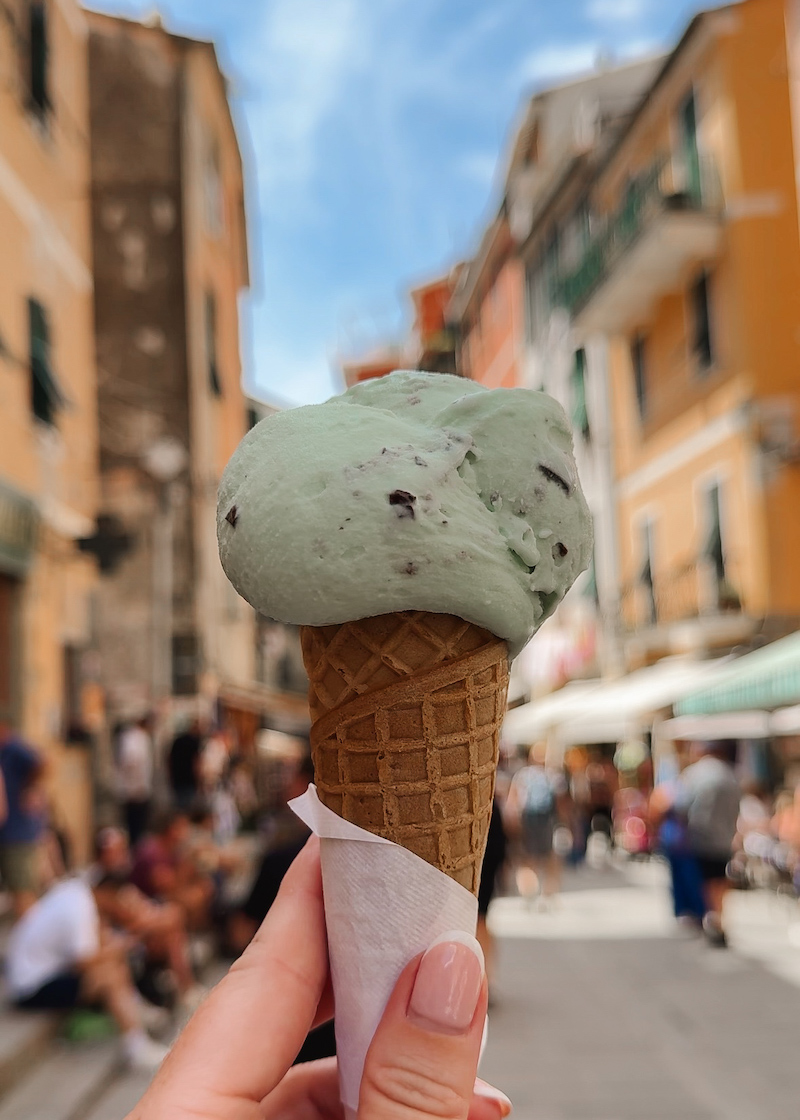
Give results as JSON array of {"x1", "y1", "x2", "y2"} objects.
[{"x1": 141, "y1": 437, "x2": 187, "y2": 711}]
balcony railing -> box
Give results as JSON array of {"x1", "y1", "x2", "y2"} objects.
[
  {"x1": 552, "y1": 153, "x2": 722, "y2": 317},
  {"x1": 620, "y1": 557, "x2": 742, "y2": 636}
]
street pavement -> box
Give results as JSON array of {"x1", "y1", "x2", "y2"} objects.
[
  {"x1": 82, "y1": 858, "x2": 800, "y2": 1120},
  {"x1": 480, "y1": 859, "x2": 800, "y2": 1120}
]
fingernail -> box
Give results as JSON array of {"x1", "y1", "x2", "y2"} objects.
[
  {"x1": 474, "y1": 1078, "x2": 513, "y2": 1117},
  {"x1": 408, "y1": 930, "x2": 484, "y2": 1035}
]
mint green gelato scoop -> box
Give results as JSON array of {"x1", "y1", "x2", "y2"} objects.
[{"x1": 217, "y1": 371, "x2": 592, "y2": 659}]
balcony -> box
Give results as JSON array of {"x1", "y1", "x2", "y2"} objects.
[
  {"x1": 620, "y1": 558, "x2": 757, "y2": 660},
  {"x1": 553, "y1": 155, "x2": 723, "y2": 335}
]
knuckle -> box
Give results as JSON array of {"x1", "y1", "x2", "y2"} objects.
[{"x1": 362, "y1": 1055, "x2": 466, "y2": 1119}]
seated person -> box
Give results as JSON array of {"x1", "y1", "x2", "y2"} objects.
[
  {"x1": 93, "y1": 827, "x2": 199, "y2": 1005},
  {"x1": 5, "y1": 874, "x2": 168, "y2": 1070},
  {"x1": 131, "y1": 810, "x2": 213, "y2": 931}
]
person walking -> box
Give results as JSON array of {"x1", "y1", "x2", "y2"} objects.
[
  {"x1": 677, "y1": 739, "x2": 741, "y2": 946},
  {"x1": 117, "y1": 714, "x2": 155, "y2": 847},
  {"x1": 0, "y1": 722, "x2": 47, "y2": 916},
  {"x1": 168, "y1": 718, "x2": 203, "y2": 811},
  {"x1": 505, "y1": 742, "x2": 567, "y2": 905}
]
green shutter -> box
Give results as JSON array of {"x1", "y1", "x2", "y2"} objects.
[
  {"x1": 571, "y1": 348, "x2": 589, "y2": 440},
  {"x1": 205, "y1": 292, "x2": 222, "y2": 396},
  {"x1": 28, "y1": 298, "x2": 65, "y2": 425},
  {"x1": 29, "y1": 3, "x2": 50, "y2": 115}
]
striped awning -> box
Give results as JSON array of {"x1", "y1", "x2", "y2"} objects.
[{"x1": 675, "y1": 631, "x2": 800, "y2": 716}]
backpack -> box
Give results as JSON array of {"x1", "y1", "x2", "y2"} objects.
[{"x1": 520, "y1": 767, "x2": 555, "y2": 817}]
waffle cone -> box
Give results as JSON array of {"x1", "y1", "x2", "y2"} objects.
[{"x1": 300, "y1": 611, "x2": 509, "y2": 894}]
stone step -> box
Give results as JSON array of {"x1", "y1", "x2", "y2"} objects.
[
  {"x1": 0, "y1": 1040, "x2": 119, "y2": 1120},
  {"x1": 0, "y1": 1009, "x2": 60, "y2": 1098}
]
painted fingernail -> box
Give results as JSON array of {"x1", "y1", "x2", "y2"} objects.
[
  {"x1": 474, "y1": 1078, "x2": 513, "y2": 1117},
  {"x1": 408, "y1": 930, "x2": 485, "y2": 1035}
]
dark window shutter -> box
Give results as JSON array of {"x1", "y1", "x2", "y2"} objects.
[
  {"x1": 29, "y1": 298, "x2": 65, "y2": 425},
  {"x1": 29, "y1": 3, "x2": 50, "y2": 115}
]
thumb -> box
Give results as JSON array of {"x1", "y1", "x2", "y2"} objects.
[{"x1": 358, "y1": 932, "x2": 506, "y2": 1120}]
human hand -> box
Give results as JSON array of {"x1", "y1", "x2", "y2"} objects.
[{"x1": 128, "y1": 837, "x2": 511, "y2": 1120}]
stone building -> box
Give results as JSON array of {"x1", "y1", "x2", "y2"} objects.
[
  {"x1": 0, "y1": 0, "x2": 99, "y2": 859},
  {"x1": 86, "y1": 13, "x2": 263, "y2": 750}
]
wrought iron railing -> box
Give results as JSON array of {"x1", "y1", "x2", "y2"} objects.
[
  {"x1": 552, "y1": 153, "x2": 722, "y2": 317},
  {"x1": 619, "y1": 556, "x2": 742, "y2": 634}
]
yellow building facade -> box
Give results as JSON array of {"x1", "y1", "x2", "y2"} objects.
[
  {"x1": 0, "y1": 0, "x2": 98, "y2": 858},
  {"x1": 553, "y1": 0, "x2": 800, "y2": 667}
]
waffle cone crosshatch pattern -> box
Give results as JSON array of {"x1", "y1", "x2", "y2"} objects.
[{"x1": 301, "y1": 612, "x2": 510, "y2": 894}]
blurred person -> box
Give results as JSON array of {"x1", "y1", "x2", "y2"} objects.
[
  {"x1": 227, "y1": 754, "x2": 335, "y2": 1064},
  {"x1": 199, "y1": 726, "x2": 229, "y2": 795},
  {"x1": 476, "y1": 797, "x2": 507, "y2": 992},
  {"x1": 677, "y1": 740, "x2": 741, "y2": 946},
  {"x1": 5, "y1": 874, "x2": 168, "y2": 1070},
  {"x1": 229, "y1": 759, "x2": 258, "y2": 828},
  {"x1": 117, "y1": 713, "x2": 155, "y2": 846},
  {"x1": 772, "y1": 785, "x2": 800, "y2": 849},
  {"x1": 0, "y1": 722, "x2": 47, "y2": 916},
  {"x1": 168, "y1": 718, "x2": 204, "y2": 811},
  {"x1": 649, "y1": 781, "x2": 705, "y2": 929},
  {"x1": 131, "y1": 809, "x2": 213, "y2": 931},
  {"x1": 505, "y1": 742, "x2": 567, "y2": 905},
  {"x1": 585, "y1": 750, "x2": 617, "y2": 841},
  {"x1": 93, "y1": 826, "x2": 199, "y2": 1004}
]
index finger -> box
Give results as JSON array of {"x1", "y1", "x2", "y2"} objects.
[{"x1": 134, "y1": 837, "x2": 329, "y2": 1118}]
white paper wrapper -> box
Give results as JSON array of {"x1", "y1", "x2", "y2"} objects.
[{"x1": 290, "y1": 785, "x2": 479, "y2": 1115}]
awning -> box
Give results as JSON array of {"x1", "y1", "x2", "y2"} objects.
[
  {"x1": 551, "y1": 656, "x2": 731, "y2": 747},
  {"x1": 770, "y1": 705, "x2": 800, "y2": 736},
  {"x1": 675, "y1": 631, "x2": 800, "y2": 716},
  {"x1": 660, "y1": 711, "x2": 771, "y2": 741},
  {"x1": 503, "y1": 680, "x2": 603, "y2": 745},
  {"x1": 503, "y1": 656, "x2": 731, "y2": 748}
]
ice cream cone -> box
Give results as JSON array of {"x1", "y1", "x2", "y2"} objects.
[{"x1": 300, "y1": 611, "x2": 509, "y2": 895}]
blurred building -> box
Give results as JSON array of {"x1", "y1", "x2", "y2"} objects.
[
  {"x1": 341, "y1": 346, "x2": 405, "y2": 389},
  {"x1": 548, "y1": 0, "x2": 800, "y2": 669},
  {"x1": 85, "y1": 13, "x2": 265, "y2": 748},
  {"x1": 338, "y1": 267, "x2": 464, "y2": 387},
  {"x1": 452, "y1": 56, "x2": 664, "y2": 686},
  {"x1": 242, "y1": 397, "x2": 309, "y2": 737},
  {"x1": 0, "y1": 0, "x2": 98, "y2": 858}
]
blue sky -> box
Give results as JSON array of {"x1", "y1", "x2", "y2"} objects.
[{"x1": 91, "y1": 0, "x2": 725, "y2": 406}]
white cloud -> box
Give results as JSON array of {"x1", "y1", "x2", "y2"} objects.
[
  {"x1": 586, "y1": 0, "x2": 648, "y2": 22},
  {"x1": 242, "y1": 0, "x2": 365, "y2": 205},
  {"x1": 519, "y1": 43, "x2": 600, "y2": 85}
]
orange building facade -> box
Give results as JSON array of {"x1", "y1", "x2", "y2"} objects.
[{"x1": 546, "y1": 0, "x2": 800, "y2": 667}]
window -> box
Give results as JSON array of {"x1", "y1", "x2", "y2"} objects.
[
  {"x1": 631, "y1": 333, "x2": 647, "y2": 419},
  {"x1": 571, "y1": 349, "x2": 590, "y2": 440},
  {"x1": 690, "y1": 270, "x2": 714, "y2": 373},
  {"x1": 28, "y1": 298, "x2": 64, "y2": 425},
  {"x1": 679, "y1": 89, "x2": 701, "y2": 201},
  {"x1": 640, "y1": 520, "x2": 656, "y2": 625},
  {"x1": 172, "y1": 634, "x2": 199, "y2": 696},
  {"x1": 543, "y1": 230, "x2": 560, "y2": 309},
  {"x1": 205, "y1": 291, "x2": 222, "y2": 396},
  {"x1": 704, "y1": 483, "x2": 725, "y2": 584},
  {"x1": 27, "y1": 2, "x2": 50, "y2": 117},
  {"x1": 203, "y1": 139, "x2": 224, "y2": 237}
]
